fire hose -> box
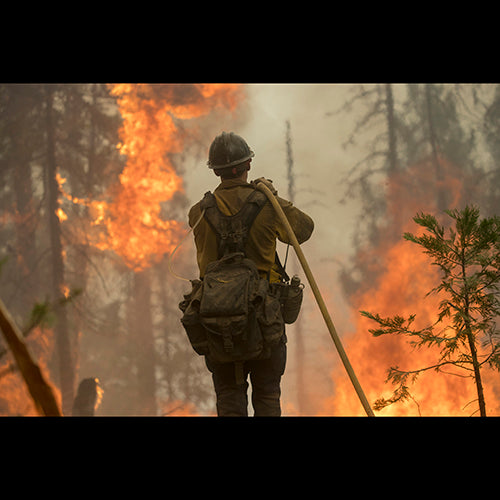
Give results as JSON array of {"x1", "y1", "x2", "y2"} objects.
[{"x1": 255, "y1": 181, "x2": 375, "y2": 417}]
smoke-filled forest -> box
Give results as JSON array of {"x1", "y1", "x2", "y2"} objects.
[{"x1": 1, "y1": 83, "x2": 500, "y2": 416}]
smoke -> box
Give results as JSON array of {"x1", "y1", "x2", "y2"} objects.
[
  {"x1": 11, "y1": 84, "x2": 492, "y2": 415},
  {"x1": 184, "y1": 84, "x2": 364, "y2": 264},
  {"x1": 182, "y1": 84, "x2": 367, "y2": 414},
  {"x1": 181, "y1": 84, "x2": 500, "y2": 416},
  {"x1": 1, "y1": 83, "x2": 360, "y2": 415}
]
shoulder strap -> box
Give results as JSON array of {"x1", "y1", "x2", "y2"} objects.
[
  {"x1": 236, "y1": 190, "x2": 267, "y2": 225},
  {"x1": 200, "y1": 191, "x2": 220, "y2": 249},
  {"x1": 200, "y1": 191, "x2": 217, "y2": 211},
  {"x1": 200, "y1": 189, "x2": 267, "y2": 257}
]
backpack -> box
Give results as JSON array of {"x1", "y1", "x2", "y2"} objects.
[{"x1": 179, "y1": 189, "x2": 284, "y2": 364}]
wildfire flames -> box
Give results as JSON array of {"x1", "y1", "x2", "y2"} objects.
[
  {"x1": 5, "y1": 84, "x2": 500, "y2": 416},
  {"x1": 320, "y1": 156, "x2": 500, "y2": 416},
  {"x1": 1, "y1": 84, "x2": 243, "y2": 415},
  {"x1": 58, "y1": 83, "x2": 243, "y2": 271}
]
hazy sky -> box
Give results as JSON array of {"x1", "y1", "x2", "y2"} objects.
[{"x1": 184, "y1": 83, "x2": 366, "y2": 261}]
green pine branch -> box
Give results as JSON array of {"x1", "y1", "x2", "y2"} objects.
[{"x1": 363, "y1": 205, "x2": 500, "y2": 415}]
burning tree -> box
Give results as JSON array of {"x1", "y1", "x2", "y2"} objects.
[
  {"x1": 362, "y1": 205, "x2": 500, "y2": 416},
  {"x1": 317, "y1": 83, "x2": 500, "y2": 416},
  {"x1": 0, "y1": 83, "x2": 244, "y2": 415},
  {"x1": 333, "y1": 84, "x2": 481, "y2": 298}
]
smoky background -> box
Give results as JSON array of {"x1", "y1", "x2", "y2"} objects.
[
  {"x1": 182, "y1": 84, "x2": 370, "y2": 415},
  {"x1": 2, "y1": 83, "x2": 499, "y2": 416}
]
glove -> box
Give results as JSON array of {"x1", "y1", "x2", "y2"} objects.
[{"x1": 251, "y1": 177, "x2": 278, "y2": 195}]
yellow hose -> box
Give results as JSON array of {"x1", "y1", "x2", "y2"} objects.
[{"x1": 255, "y1": 182, "x2": 374, "y2": 417}]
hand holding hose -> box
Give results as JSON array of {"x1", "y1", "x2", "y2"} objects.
[{"x1": 251, "y1": 177, "x2": 277, "y2": 195}]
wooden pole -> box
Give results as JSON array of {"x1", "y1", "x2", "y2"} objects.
[
  {"x1": 255, "y1": 182, "x2": 375, "y2": 417},
  {"x1": 0, "y1": 298, "x2": 62, "y2": 416}
]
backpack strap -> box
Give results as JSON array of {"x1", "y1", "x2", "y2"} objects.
[
  {"x1": 200, "y1": 189, "x2": 267, "y2": 258},
  {"x1": 274, "y1": 252, "x2": 290, "y2": 283}
]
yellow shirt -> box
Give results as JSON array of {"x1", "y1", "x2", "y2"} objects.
[{"x1": 188, "y1": 178, "x2": 314, "y2": 283}]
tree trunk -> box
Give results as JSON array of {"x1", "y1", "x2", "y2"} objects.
[
  {"x1": 45, "y1": 85, "x2": 75, "y2": 414},
  {"x1": 286, "y1": 120, "x2": 308, "y2": 414},
  {"x1": 466, "y1": 328, "x2": 487, "y2": 416},
  {"x1": 131, "y1": 268, "x2": 157, "y2": 415},
  {"x1": 13, "y1": 150, "x2": 37, "y2": 293},
  {"x1": 72, "y1": 84, "x2": 98, "y2": 383},
  {"x1": 385, "y1": 83, "x2": 398, "y2": 173},
  {"x1": 460, "y1": 249, "x2": 487, "y2": 416},
  {"x1": 385, "y1": 83, "x2": 403, "y2": 232},
  {"x1": 425, "y1": 84, "x2": 448, "y2": 212},
  {"x1": 6, "y1": 85, "x2": 40, "y2": 313}
]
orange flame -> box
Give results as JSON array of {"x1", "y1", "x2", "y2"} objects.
[
  {"x1": 59, "y1": 84, "x2": 243, "y2": 271},
  {"x1": 320, "y1": 156, "x2": 500, "y2": 416},
  {"x1": 0, "y1": 327, "x2": 61, "y2": 416}
]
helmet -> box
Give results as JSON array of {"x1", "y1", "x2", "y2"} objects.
[{"x1": 207, "y1": 131, "x2": 255, "y2": 169}]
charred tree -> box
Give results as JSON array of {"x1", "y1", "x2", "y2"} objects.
[
  {"x1": 425, "y1": 84, "x2": 448, "y2": 212},
  {"x1": 11, "y1": 88, "x2": 38, "y2": 301},
  {"x1": 44, "y1": 85, "x2": 75, "y2": 414},
  {"x1": 480, "y1": 84, "x2": 500, "y2": 216},
  {"x1": 72, "y1": 377, "x2": 102, "y2": 416},
  {"x1": 333, "y1": 84, "x2": 404, "y2": 298},
  {"x1": 286, "y1": 120, "x2": 296, "y2": 202},
  {"x1": 385, "y1": 83, "x2": 399, "y2": 173},
  {"x1": 285, "y1": 120, "x2": 308, "y2": 415},
  {"x1": 130, "y1": 268, "x2": 157, "y2": 415},
  {"x1": 0, "y1": 85, "x2": 43, "y2": 317}
]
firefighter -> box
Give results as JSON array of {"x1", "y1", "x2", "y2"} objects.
[{"x1": 188, "y1": 131, "x2": 314, "y2": 416}]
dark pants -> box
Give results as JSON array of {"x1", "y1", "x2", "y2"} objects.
[{"x1": 205, "y1": 338, "x2": 287, "y2": 416}]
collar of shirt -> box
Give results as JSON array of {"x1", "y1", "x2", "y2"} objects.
[{"x1": 214, "y1": 178, "x2": 252, "y2": 191}]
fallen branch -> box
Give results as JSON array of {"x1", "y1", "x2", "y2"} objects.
[{"x1": 0, "y1": 298, "x2": 62, "y2": 416}]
